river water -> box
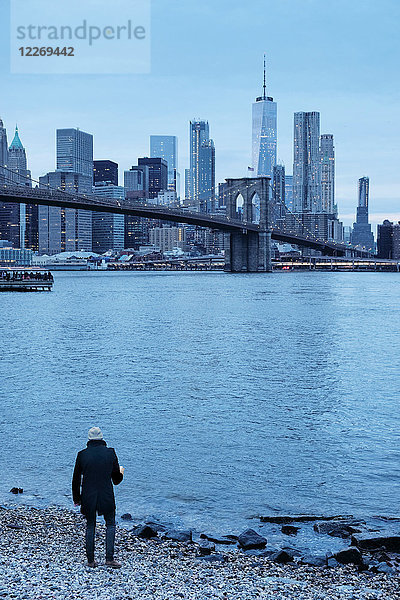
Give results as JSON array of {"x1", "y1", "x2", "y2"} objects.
[{"x1": 1, "y1": 271, "x2": 400, "y2": 541}]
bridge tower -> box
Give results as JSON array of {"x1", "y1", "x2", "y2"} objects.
[{"x1": 224, "y1": 177, "x2": 272, "y2": 272}]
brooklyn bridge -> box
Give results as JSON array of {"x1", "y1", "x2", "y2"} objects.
[{"x1": 0, "y1": 176, "x2": 372, "y2": 272}]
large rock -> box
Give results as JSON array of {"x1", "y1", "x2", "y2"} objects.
[
  {"x1": 271, "y1": 549, "x2": 294, "y2": 564},
  {"x1": 198, "y1": 541, "x2": 215, "y2": 556},
  {"x1": 199, "y1": 533, "x2": 237, "y2": 545},
  {"x1": 299, "y1": 554, "x2": 326, "y2": 567},
  {"x1": 132, "y1": 524, "x2": 158, "y2": 539},
  {"x1": 260, "y1": 514, "x2": 352, "y2": 524},
  {"x1": 120, "y1": 513, "x2": 133, "y2": 521},
  {"x1": 282, "y1": 546, "x2": 302, "y2": 557},
  {"x1": 314, "y1": 520, "x2": 363, "y2": 538},
  {"x1": 326, "y1": 557, "x2": 340, "y2": 568},
  {"x1": 145, "y1": 521, "x2": 167, "y2": 533},
  {"x1": 375, "y1": 562, "x2": 397, "y2": 575},
  {"x1": 281, "y1": 525, "x2": 299, "y2": 536},
  {"x1": 164, "y1": 530, "x2": 192, "y2": 543},
  {"x1": 196, "y1": 554, "x2": 226, "y2": 563},
  {"x1": 351, "y1": 534, "x2": 400, "y2": 552},
  {"x1": 334, "y1": 546, "x2": 363, "y2": 565},
  {"x1": 237, "y1": 529, "x2": 267, "y2": 550},
  {"x1": 373, "y1": 551, "x2": 391, "y2": 563}
]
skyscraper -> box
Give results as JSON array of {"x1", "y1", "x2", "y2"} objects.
[
  {"x1": 184, "y1": 168, "x2": 192, "y2": 202},
  {"x1": 377, "y1": 220, "x2": 394, "y2": 259},
  {"x1": 288, "y1": 114, "x2": 344, "y2": 241},
  {"x1": 57, "y1": 128, "x2": 93, "y2": 177},
  {"x1": 37, "y1": 127, "x2": 94, "y2": 254},
  {"x1": 25, "y1": 203, "x2": 39, "y2": 252},
  {"x1": 293, "y1": 111, "x2": 321, "y2": 213},
  {"x1": 124, "y1": 165, "x2": 149, "y2": 198},
  {"x1": 93, "y1": 160, "x2": 118, "y2": 186},
  {"x1": 0, "y1": 118, "x2": 8, "y2": 184},
  {"x1": 284, "y1": 175, "x2": 293, "y2": 211},
  {"x1": 218, "y1": 182, "x2": 228, "y2": 210},
  {"x1": 252, "y1": 57, "x2": 277, "y2": 179},
  {"x1": 92, "y1": 161, "x2": 124, "y2": 252},
  {"x1": 0, "y1": 203, "x2": 21, "y2": 248},
  {"x1": 0, "y1": 120, "x2": 12, "y2": 245},
  {"x1": 150, "y1": 135, "x2": 178, "y2": 193},
  {"x1": 138, "y1": 157, "x2": 168, "y2": 199},
  {"x1": 92, "y1": 184, "x2": 124, "y2": 253},
  {"x1": 377, "y1": 220, "x2": 400, "y2": 260},
  {"x1": 358, "y1": 176, "x2": 369, "y2": 208},
  {"x1": 8, "y1": 126, "x2": 32, "y2": 248},
  {"x1": 199, "y1": 139, "x2": 215, "y2": 213},
  {"x1": 189, "y1": 120, "x2": 215, "y2": 213},
  {"x1": 320, "y1": 134, "x2": 335, "y2": 214},
  {"x1": 351, "y1": 177, "x2": 374, "y2": 250},
  {"x1": 272, "y1": 164, "x2": 286, "y2": 226},
  {"x1": 7, "y1": 126, "x2": 31, "y2": 187},
  {"x1": 0, "y1": 124, "x2": 31, "y2": 248},
  {"x1": 124, "y1": 165, "x2": 150, "y2": 249},
  {"x1": 39, "y1": 171, "x2": 93, "y2": 254}
]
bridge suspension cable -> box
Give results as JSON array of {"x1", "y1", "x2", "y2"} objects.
[{"x1": 0, "y1": 165, "x2": 372, "y2": 255}]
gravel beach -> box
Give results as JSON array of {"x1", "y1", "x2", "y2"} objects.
[{"x1": 0, "y1": 506, "x2": 399, "y2": 600}]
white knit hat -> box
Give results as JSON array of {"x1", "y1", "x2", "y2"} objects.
[{"x1": 88, "y1": 426, "x2": 103, "y2": 441}]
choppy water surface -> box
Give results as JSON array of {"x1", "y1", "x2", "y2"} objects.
[{"x1": 1, "y1": 271, "x2": 400, "y2": 539}]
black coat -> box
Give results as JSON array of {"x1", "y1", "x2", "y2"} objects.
[{"x1": 72, "y1": 440, "x2": 123, "y2": 518}]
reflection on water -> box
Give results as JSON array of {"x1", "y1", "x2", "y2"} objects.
[{"x1": 0, "y1": 271, "x2": 399, "y2": 534}]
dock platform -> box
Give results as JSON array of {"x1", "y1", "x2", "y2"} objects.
[
  {"x1": 0, "y1": 269, "x2": 54, "y2": 291},
  {"x1": 0, "y1": 280, "x2": 53, "y2": 291}
]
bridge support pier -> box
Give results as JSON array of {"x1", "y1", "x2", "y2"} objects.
[
  {"x1": 224, "y1": 230, "x2": 271, "y2": 272},
  {"x1": 224, "y1": 177, "x2": 272, "y2": 273}
]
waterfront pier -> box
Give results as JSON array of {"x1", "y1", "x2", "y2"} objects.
[{"x1": 0, "y1": 270, "x2": 53, "y2": 291}]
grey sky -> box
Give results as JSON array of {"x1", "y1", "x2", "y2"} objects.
[{"x1": 1, "y1": 0, "x2": 399, "y2": 226}]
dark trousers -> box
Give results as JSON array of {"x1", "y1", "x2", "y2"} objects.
[{"x1": 85, "y1": 511, "x2": 116, "y2": 563}]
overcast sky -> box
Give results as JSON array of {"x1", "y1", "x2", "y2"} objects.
[{"x1": 1, "y1": 0, "x2": 399, "y2": 227}]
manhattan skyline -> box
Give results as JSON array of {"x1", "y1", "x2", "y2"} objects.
[{"x1": 0, "y1": 0, "x2": 399, "y2": 227}]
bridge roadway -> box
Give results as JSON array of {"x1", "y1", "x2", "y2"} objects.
[{"x1": 0, "y1": 184, "x2": 370, "y2": 257}]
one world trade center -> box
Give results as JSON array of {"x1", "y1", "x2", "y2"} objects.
[{"x1": 252, "y1": 57, "x2": 277, "y2": 179}]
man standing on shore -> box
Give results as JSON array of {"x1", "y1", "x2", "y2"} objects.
[{"x1": 72, "y1": 427, "x2": 125, "y2": 568}]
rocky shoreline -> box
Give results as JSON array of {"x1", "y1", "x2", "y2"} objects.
[{"x1": 1, "y1": 506, "x2": 400, "y2": 599}]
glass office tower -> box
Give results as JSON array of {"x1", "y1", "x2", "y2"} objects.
[
  {"x1": 189, "y1": 120, "x2": 215, "y2": 213},
  {"x1": 93, "y1": 160, "x2": 118, "y2": 186},
  {"x1": 293, "y1": 111, "x2": 321, "y2": 213},
  {"x1": 252, "y1": 58, "x2": 277, "y2": 179},
  {"x1": 57, "y1": 128, "x2": 93, "y2": 177},
  {"x1": 351, "y1": 177, "x2": 374, "y2": 250},
  {"x1": 150, "y1": 135, "x2": 178, "y2": 193},
  {"x1": 0, "y1": 118, "x2": 8, "y2": 184},
  {"x1": 320, "y1": 134, "x2": 335, "y2": 214}
]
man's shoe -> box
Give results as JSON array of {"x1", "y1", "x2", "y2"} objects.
[
  {"x1": 87, "y1": 561, "x2": 98, "y2": 568},
  {"x1": 106, "y1": 559, "x2": 122, "y2": 569}
]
